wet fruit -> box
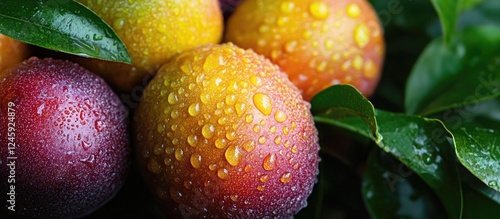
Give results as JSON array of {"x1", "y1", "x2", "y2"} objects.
[
  {"x1": 134, "y1": 43, "x2": 319, "y2": 218},
  {"x1": 76, "y1": 0, "x2": 224, "y2": 91},
  {"x1": 224, "y1": 0, "x2": 385, "y2": 101},
  {"x1": 0, "y1": 34, "x2": 30, "y2": 73},
  {"x1": 0, "y1": 58, "x2": 129, "y2": 218}
]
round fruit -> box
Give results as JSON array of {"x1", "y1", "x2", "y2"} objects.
[
  {"x1": 0, "y1": 34, "x2": 30, "y2": 73},
  {"x1": 0, "y1": 58, "x2": 129, "y2": 218},
  {"x1": 224, "y1": 0, "x2": 385, "y2": 101},
  {"x1": 75, "y1": 0, "x2": 224, "y2": 91},
  {"x1": 134, "y1": 43, "x2": 319, "y2": 218}
]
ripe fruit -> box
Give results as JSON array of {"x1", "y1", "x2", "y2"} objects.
[
  {"x1": 224, "y1": 0, "x2": 385, "y2": 101},
  {"x1": 0, "y1": 34, "x2": 30, "y2": 73},
  {"x1": 75, "y1": 0, "x2": 224, "y2": 91},
  {"x1": 134, "y1": 43, "x2": 319, "y2": 218},
  {"x1": 0, "y1": 58, "x2": 129, "y2": 218}
]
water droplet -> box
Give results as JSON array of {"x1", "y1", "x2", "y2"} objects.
[
  {"x1": 291, "y1": 145, "x2": 298, "y2": 153},
  {"x1": 95, "y1": 120, "x2": 104, "y2": 132},
  {"x1": 202, "y1": 124, "x2": 215, "y2": 139},
  {"x1": 200, "y1": 92, "x2": 210, "y2": 104},
  {"x1": 354, "y1": 23, "x2": 370, "y2": 48},
  {"x1": 168, "y1": 92, "x2": 179, "y2": 104},
  {"x1": 283, "y1": 126, "x2": 290, "y2": 135},
  {"x1": 80, "y1": 154, "x2": 95, "y2": 168},
  {"x1": 274, "y1": 136, "x2": 282, "y2": 145},
  {"x1": 148, "y1": 159, "x2": 161, "y2": 174},
  {"x1": 225, "y1": 145, "x2": 243, "y2": 166},
  {"x1": 280, "y1": 1, "x2": 295, "y2": 13},
  {"x1": 422, "y1": 153, "x2": 436, "y2": 165},
  {"x1": 244, "y1": 165, "x2": 252, "y2": 172},
  {"x1": 81, "y1": 141, "x2": 92, "y2": 150},
  {"x1": 257, "y1": 185, "x2": 266, "y2": 191},
  {"x1": 175, "y1": 148, "x2": 184, "y2": 161},
  {"x1": 243, "y1": 140, "x2": 256, "y2": 152},
  {"x1": 346, "y1": 3, "x2": 361, "y2": 18},
  {"x1": 363, "y1": 59, "x2": 378, "y2": 79},
  {"x1": 218, "y1": 168, "x2": 229, "y2": 179},
  {"x1": 309, "y1": 1, "x2": 330, "y2": 19},
  {"x1": 170, "y1": 187, "x2": 183, "y2": 202},
  {"x1": 215, "y1": 138, "x2": 227, "y2": 149},
  {"x1": 190, "y1": 153, "x2": 202, "y2": 169},
  {"x1": 235, "y1": 103, "x2": 246, "y2": 116},
  {"x1": 188, "y1": 102, "x2": 201, "y2": 116},
  {"x1": 274, "y1": 110, "x2": 287, "y2": 123},
  {"x1": 280, "y1": 172, "x2": 292, "y2": 183},
  {"x1": 263, "y1": 154, "x2": 276, "y2": 171},
  {"x1": 230, "y1": 194, "x2": 239, "y2": 202},
  {"x1": 488, "y1": 180, "x2": 499, "y2": 190},
  {"x1": 226, "y1": 132, "x2": 236, "y2": 141},
  {"x1": 203, "y1": 53, "x2": 223, "y2": 71},
  {"x1": 171, "y1": 110, "x2": 180, "y2": 119},
  {"x1": 352, "y1": 55, "x2": 364, "y2": 71},
  {"x1": 246, "y1": 114, "x2": 254, "y2": 123},
  {"x1": 253, "y1": 93, "x2": 273, "y2": 116},
  {"x1": 253, "y1": 124, "x2": 261, "y2": 133},
  {"x1": 184, "y1": 180, "x2": 193, "y2": 189},
  {"x1": 260, "y1": 175, "x2": 270, "y2": 183},
  {"x1": 259, "y1": 136, "x2": 267, "y2": 144},
  {"x1": 165, "y1": 146, "x2": 175, "y2": 155},
  {"x1": 187, "y1": 135, "x2": 198, "y2": 147}
]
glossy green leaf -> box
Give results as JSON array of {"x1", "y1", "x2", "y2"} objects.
[
  {"x1": 311, "y1": 85, "x2": 380, "y2": 141},
  {"x1": 460, "y1": 0, "x2": 484, "y2": 11},
  {"x1": 446, "y1": 123, "x2": 500, "y2": 191},
  {"x1": 431, "y1": 0, "x2": 461, "y2": 44},
  {"x1": 405, "y1": 26, "x2": 500, "y2": 115},
  {"x1": 460, "y1": 166, "x2": 500, "y2": 205},
  {"x1": 0, "y1": 0, "x2": 131, "y2": 64},
  {"x1": 363, "y1": 148, "x2": 447, "y2": 219}
]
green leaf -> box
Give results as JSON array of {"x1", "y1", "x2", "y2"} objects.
[
  {"x1": 431, "y1": 0, "x2": 461, "y2": 44},
  {"x1": 311, "y1": 85, "x2": 380, "y2": 141},
  {"x1": 375, "y1": 111, "x2": 463, "y2": 219},
  {"x1": 446, "y1": 123, "x2": 500, "y2": 191},
  {"x1": 460, "y1": 0, "x2": 484, "y2": 11},
  {"x1": 0, "y1": 0, "x2": 131, "y2": 64},
  {"x1": 405, "y1": 26, "x2": 500, "y2": 115},
  {"x1": 362, "y1": 148, "x2": 447, "y2": 219}
]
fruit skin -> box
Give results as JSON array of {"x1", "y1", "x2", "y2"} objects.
[
  {"x1": 224, "y1": 0, "x2": 385, "y2": 101},
  {"x1": 76, "y1": 0, "x2": 224, "y2": 91},
  {"x1": 0, "y1": 58, "x2": 129, "y2": 218},
  {"x1": 0, "y1": 34, "x2": 30, "y2": 73},
  {"x1": 134, "y1": 43, "x2": 319, "y2": 218}
]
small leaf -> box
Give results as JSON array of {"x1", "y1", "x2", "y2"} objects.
[
  {"x1": 0, "y1": 0, "x2": 131, "y2": 64},
  {"x1": 431, "y1": 0, "x2": 461, "y2": 44},
  {"x1": 405, "y1": 26, "x2": 500, "y2": 115},
  {"x1": 446, "y1": 123, "x2": 500, "y2": 191},
  {"x1": 311, "y1": 85, "x2": 380, "y2": 141},
  {"x1": 362, "y1": 148, "x2": 447, "y2": 219}
]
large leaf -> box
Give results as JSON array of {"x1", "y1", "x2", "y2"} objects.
[
  {"x1": 0, "y1": 0, "x2": 131, "y2": 64},
  {"x1": 405, "y1": 26, "x2": 500, "y2": 115},
  {"x1": 430, "y1": 0, "x2": 461, "y2": 44},
  {"x1": 311, "y1": 85, "x2": 380, "y2": 142},
  {"x1": 363, "y1": 148, "x2": 447, "y2": 219},
  {"x1": 447, "y1": 123, "x2": 500, "y2": 191}
]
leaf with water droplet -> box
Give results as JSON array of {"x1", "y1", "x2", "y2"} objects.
[
  {"x1": 0, "y1": 0, "x2": 131, "y2": 64},
  {"x1": 447, "y1": 123, "x2": 500, "y2": 192}
]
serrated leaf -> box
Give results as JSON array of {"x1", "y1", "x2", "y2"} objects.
[
  {"x1": 0, "y1": 0, "x2": 131, "y2": 64},
  {"x1": 311, "y1": 85, "x2": 380, "y2": 141},
  {"x1": 405, "y1": 26, "x2": 500, "y2": 115},
  {"x1": 446, "y1": 123, "x2": 500, "y2": 191},
  {"x1": 362, "y1": 148, "x2": 447, "y2": 219},
  {"x1": 431, "y1": 0, "x2": 461, "y2": 44}
]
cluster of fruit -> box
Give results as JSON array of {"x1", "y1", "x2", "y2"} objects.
[{"x1": 0, "y1": 0, "x2": 384, "y2": 218}]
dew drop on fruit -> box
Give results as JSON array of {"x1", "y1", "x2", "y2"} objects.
[
  {"x1": 165, "y1": 146, "x2": 175, "y2": 155},
  {"x1": 263, "y1": 153, "x2": 276, "y2": 171},
  {"x1": 168, "y1": 92, "x2": 179, "y2": 104},
  {"x1": 79, "y1": 154, "x2": 95, "y2": 168},
  {"x1": 244, "y1": 165, "x2": 252, "y2": 172},
  {"x1": 363, "y1": 59, "x2": 378, "y2": 79},
  {"x1": 245, "y1": 114, "x2": 254, "y2": 123},
  {"x1": 190, "y1": 153, "x2": 202, "y2": 169},
  {"x1": 94, "y1": 120, "x2": 104, "y2": 132},
  {"x1": 260, "y1": 174, "x2": 270, "y2": 183},
  {"x1": 274, "y1": 110, "x2": 287, "y2": 123},
  {"x1": 217, "y1": 168, "x2": 229, "y2": 179},
  {"x1": 253, "y1": 93, "x2": 273, "y2": 116},
  {"x1": 170, "y1": 187, "x2": 183, "y2": 203},
  {"x1": 354, "y1": 23, "x2": 370, "y2": 48},
  {"x1": 203, "y1": 53, "x2": 223, "y2": 71},
  {"x1": 230, "y1": 194, "x2": 239, "y2": 202},
  {"x1": 346, "y1": 3, "x2": 361, "y2": 18},
  {"x1": 242, "y1": 140, "x2": 255, "y2": 152},
  {"x1": 175, "y1": 148, "x2": 184, "y2": 161},
  {"x1": 81, "y1": 141, "x2": 92, "y2": 150},
  {"x1": 257, "y1": 185, "x2": 266, "y2": 191},
  {"x1": 187, "y1": 135, "x2": 198, "y2": 147},
  {"x1": 291, "y1": 145, "x2": 299, "y2": 153},
  {"x1": 188, "y1": 102, "x2": 201, "y2": 117},
  {"x1": 215, "y1": 138, "x2": 228, "y2": 149},
  {"x1": 209, "y1": 164, "x2": 218, "y2": 171},
  {"x1": 280, "y1": 1, "x2": 295, "y2": 13},
  {"x1": 258, "y1": 136, "x2": 267, "y2": 144},
  {"x1": 225, "y1": 145, "x2": 243, "y2": 166},
  {"x1": 309, "y1": 1, "x2": 330, "y2": 19},
  {"x1": 274, "y1": 136, "x2": 282, "y2": 145},
  {"x1": 280, "y1": 172, "x2": 292, "y2": 183},
  {"x1": 202, "y1": 123, "x2": 215, "y2": 139}
]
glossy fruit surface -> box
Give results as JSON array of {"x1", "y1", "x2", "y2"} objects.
[
  {"x1": 0, "y1": 58, "x2": 129, "y2": 219},
  {"x1": 225, "y1": 0, "x2": 385, "y2": 101},
  {"x1": 76, "y1": 0, "x2": 224, "y2": 91},
  {"x1": 134, "y1": 43, "x2": 319, "y2": 218},
  {"x1": 0, "y1": 34, "x2": 30, "y2": 73}
]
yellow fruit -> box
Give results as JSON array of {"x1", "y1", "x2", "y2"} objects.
[
  {"x1": 134, "y1": 43, "x2": 319, "y2": 218},
  {"x1": 76, "y1": 0, "x2": 223, "y2": 91},
  {"x1": 0, "y1": 34, "x2": 30, "y2": 73},
  {"x1": 224, "y1": 0, "x2": 385, "y2": 101}
]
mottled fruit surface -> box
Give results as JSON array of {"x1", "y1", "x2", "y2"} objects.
[
  {"x1": 134, "y1": 43, "x2": 319, "y2": 218},
  {"x1": 0, "y1": 58, "x2": 129, "y2": 218},
  {"x1": 76, "y1": 0, "x2": 223, "y2": 91},
  {"x1": 225, "y1": 0, "x2": 385, "y2": 101},
  {"x1": 0, "y1": 34, "x2": 30, "y2": 73}
]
